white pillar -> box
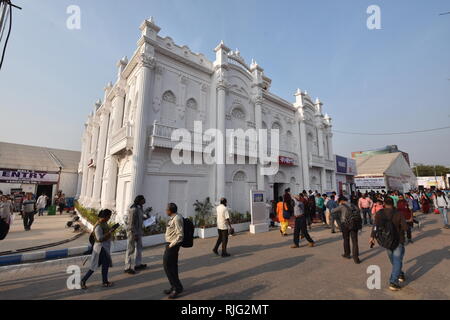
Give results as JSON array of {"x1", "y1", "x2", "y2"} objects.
[
  {"x1": 216, "y1": 84, "x2": 226, "y2": 200},
  {"x1": 213, "y1": 41, "x2": 230, "y2": 201},
  {"x1": 111, "y1": 87, "x2": 126, "y2": 134},
  {"x1": 321, "y1": 167, "x2": 327, "y2": 193},
  {"x1": 129, "y1": 52, "x2": 155, "y2": 202},
  {"x1": 91, "y1": 110, "x2": 110, "y2": 208},
  {"x1": 254, "y1": 100, "x2": 264, "y2": 190},
  {"x1": 317, "y1": 126, "x2": 324, "y2": 157},
  {"x1": 85, "y1": 123, "x2": 99, "y2": 204},
  {"x1": 103, "y1": 156, "x2": 118, "y2": 210},
  {"x1": 299, "y1": 120, "x2": 310, "y2": 191},
  {"x1": 79, "y1": 126, "x2": 90, "y2": 202}
]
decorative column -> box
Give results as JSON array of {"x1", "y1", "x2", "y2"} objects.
[
  {"x1": 251, "y1": 61, "x2": 264, "y2": 191},
  {"x1": 321, "y1": 168, "x2": 327, "y2": 193},
  {"x1": 295, "y1": 89, "x2": 310, "y2": 191},
  {"x1": 325, "y1": 115, "x2": 336, "y2": 191},
  {"x1": 129, "y1": 18, "x2": 159, "y2": 203},
  {"x1": 91, "y1": 107, "x2": 110, "y2": 208},
  {"x1": 85, "y1": 115, "x2": 100, "y2": 204},
  {"x1": 315, "y1": 98, "x2": 324, "y2": 157},
  {"x1": 214, "y1": 41, "x2": 230, "y2": 201}
]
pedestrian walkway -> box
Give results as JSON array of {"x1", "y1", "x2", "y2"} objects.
[
  {"x1": 0, "y1": 213, "x2": 86, "y2": 254},
  {"x1": 0, "y1": 212, "x2": 448, "y2": 300}
]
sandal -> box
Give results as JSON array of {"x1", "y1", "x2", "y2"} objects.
[{"x1": 102, "y1": 281, "x2": 114, "y2": 288}]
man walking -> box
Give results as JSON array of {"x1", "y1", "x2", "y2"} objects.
[
  {"x1": 358, "y1": 193, "x2": 373, "y2": 225},
  {"x1": 22, "y1": 193, "x2": 36, "y2": 231},
  {"x1": 163, "y1": 203, "x2": 184, "y2": 299},
  {"x1": 332, "y1": 196, "x2": 362, "y2": 264},
  {"x1": 369, "y1": 197, "x2": 408, "y2": 291},
  {"x1": 326, "y1": 195, "x2": 340, "y2": 233},
  {"x1": 433, "y1": 190, "x2": 449, "y2": 229},
  {"x1": 315, "y1": 193, "x2": 326, "y2": 225},
  {"x1": 213, "y1": 198, "x2": 232, "y2": 257},
  {"x1": 291, "y1": 194, "x2": 315, "y2": 248},
  {"x1": 124, "y1": 195, "x2": 147, "y2": 275},
  {"x1": 36, "y1": 193, "x2": 47, "y2": 216}
]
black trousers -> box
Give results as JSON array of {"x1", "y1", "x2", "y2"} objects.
[
  {"x1": 213, "y1": 229, "x2": 229, "y2": 254},
  {"x1": 293, "y1": 215, "x2": 314, "y2": 246},
  {"x1": 163, "y1": 244, "x2": 183, "y2": 293},
  {"x1": 406, "y1": 222, "x2": 413, "y2": 240},
  {"x1": 23, "y1": 212, "x2": 34, "y2": 230},
  {"x1": 82, "y1": 248, "x2": 109, "y2": 284},
  {"x1": 342, "y1": 228, "x2": 359, "y2": 260}
]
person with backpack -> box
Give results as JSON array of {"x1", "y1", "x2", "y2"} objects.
[
  {"x1": 124, "y1": 195, "x2": 148, "y2": 275},
  {"x1": 331, "y1": 196, "x2": 362, "y2": 264},
  {"x1": 291, "y1": 193, "x2": 315, "y2": 248},
  {"x1": 81, "y1": 209, "x2": 115, "y2": 289},
  {"x1": 163, "y1": 203, "x2": 184, "y2": 299},
  {"x1": 433, "y1": 190, "x2": 449, "y2": 229},
  {"x1": 369, "y1": 197, "x2": 408, "y2": 291},
  {"x1": 213, "y1": 198, "x2": 233, "y2": 257}
]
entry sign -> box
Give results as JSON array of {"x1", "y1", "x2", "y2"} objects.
[{"x1": 249, "y1": 190, "x2": 269, "y2": 234}]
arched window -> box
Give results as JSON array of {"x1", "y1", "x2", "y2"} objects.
[
  {"x1": 161, "y1": 90, "x2": 177, "y2": 126},
  {"x1": 231, "y1": 107, "x2": 246, "y2": 120},
  {"x1": 186, "y1": 98, "x2": 198, "y2": 130},
  {"x1": 233, "y1": 170, "x2": 247, "y2": 182}
]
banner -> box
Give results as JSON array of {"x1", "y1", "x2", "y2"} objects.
[
  {"x1": 0, "y1": 169, "x2": 59, "y2": 184},
  {"x1": 355, "y1": 177, "x2": 386, "y2": 190}
]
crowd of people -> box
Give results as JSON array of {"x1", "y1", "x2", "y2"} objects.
[
  {"x1": 0, "y1": 190, "x2": 69, "y2": 238},
  {"x1": 269, "y1": 188, "x2": 449, "y2": 291}
]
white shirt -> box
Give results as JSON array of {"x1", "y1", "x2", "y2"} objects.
[
  {"x1": 36, "y1": 195, "x2": 47, "y2": 209},
  {"x1": 216, "y1": 204, "x2": 230, "y2": 230},
  {"x1": 434, "y1": 195, "x2": 448, "y2": 208}
]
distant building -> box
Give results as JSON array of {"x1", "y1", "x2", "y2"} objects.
[
  {"x1": 417, "y1": 176, "x2": 446, "y2": 189},
  {"x1": 334, "y1": 155, "x2": 356, "y2": 195},
  {"x1": 352, "y1": 145, "x2": 410, "y2": 166},
  {"x1": 355, "y1": 152, "x2": 417, "y2": 193},
  {"x1": 0, "y1": 142, "x2": 81, "y2": 199}
]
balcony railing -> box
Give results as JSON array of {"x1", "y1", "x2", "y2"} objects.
[{"x1": 109, "y1": 122, "x2": 133, "y2": 155}]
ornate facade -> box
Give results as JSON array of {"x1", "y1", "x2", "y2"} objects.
[{"x1": 77, "y1": 18, "x2": 336, "y2": 221}]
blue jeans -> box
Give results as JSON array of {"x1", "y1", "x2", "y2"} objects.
[
  {"x1": 387, "y1": 244, "x2": 405, "y2": 285},
  {"x1": 438, "y1": 207, "x2": 448, "y2": 226}
]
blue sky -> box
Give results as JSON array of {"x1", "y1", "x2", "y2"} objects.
[{"x1": 0, "y1": 0, "x2": 449, "y2": 165}]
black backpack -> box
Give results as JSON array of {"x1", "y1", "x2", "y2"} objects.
[
  {"x1": 343, "y1": 204, "x2": 363, "y2": 230},
  {"x1": 374, "y1": 209, "x2": 400, "y2": 250},
  {"x1": 181, "y1": 218, "x2": 195, "y2": 248}
]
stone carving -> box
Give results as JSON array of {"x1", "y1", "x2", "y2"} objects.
[
  {"x1": 140, "y1": 53, "x2": 156, "y2": 69},
  {"x1": 231, "y1": 107, "x2": 246, "y2": 120}
]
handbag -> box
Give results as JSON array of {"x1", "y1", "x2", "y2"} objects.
[{"x1": 228, "y1": 226, "x2": 235, "y2": 236}]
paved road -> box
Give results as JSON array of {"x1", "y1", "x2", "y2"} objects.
[
  {"x1": 0, "y1": 213, "x2": 449, "y2": 300},
  {"x1": 0, "y1": 213, "x2": 87, "y2": 254}
]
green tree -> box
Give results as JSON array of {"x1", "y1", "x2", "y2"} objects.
[{"x1": 412, "y1": 163, "x2": 450, "y2": 177}]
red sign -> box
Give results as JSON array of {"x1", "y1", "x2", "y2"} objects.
[{"x1": 279, "y1": 156, "x2": 294, "y2": 166}]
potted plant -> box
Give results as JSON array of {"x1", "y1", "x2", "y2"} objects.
[{"x1": 193, "y1": 198, "x2": 217, "y2": 239}]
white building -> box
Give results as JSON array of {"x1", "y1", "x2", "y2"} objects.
[{"x1": 77, "y1": 18, "x2": 335, "y2": 221}]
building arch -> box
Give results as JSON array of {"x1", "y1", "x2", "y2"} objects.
[{"x1": 161, "y1": 90, "x2": 177, "y2": 125}]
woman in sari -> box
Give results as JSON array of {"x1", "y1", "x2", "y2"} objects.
[
  {"x1": 420, "y1": 193, "x2": 431, "y2": 214},
  {"x1": 277, "y1": 196, "x2": 288, "y2": 236}
]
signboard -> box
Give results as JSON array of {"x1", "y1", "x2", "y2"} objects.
[
  {"x1": 249, "y1": 190, "x2": 269, "y2": 234},
  {"x1": 279, "y1": 156, "x2": 294, "y2": 166},
  {"x1": 355, "y1": 177, "x2": 386, "y2": 190},
  {"x1": 335, "y1": 155, "x2": 347, "y2": 174},
  {"x1": 347, "y1": 158, "x2": 356, "y2": 175},
  {"x1": 0, "y1": 169, "x2": 59, "y2": 184}
]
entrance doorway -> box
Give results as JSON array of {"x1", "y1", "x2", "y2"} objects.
[
  {"x1": 36, "y1": 184, "x2": 53, "y2": 207},
  {"x1": 273, "y1": 183, "x2": 284, "y2": 201}
]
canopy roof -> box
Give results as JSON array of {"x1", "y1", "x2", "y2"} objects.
[
  {"x1": 0, "y1": 141, "x2": 80, "y2": 173},
  {"x1": 356, "y1": 152, "x2": 410, "y2": 177}
]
